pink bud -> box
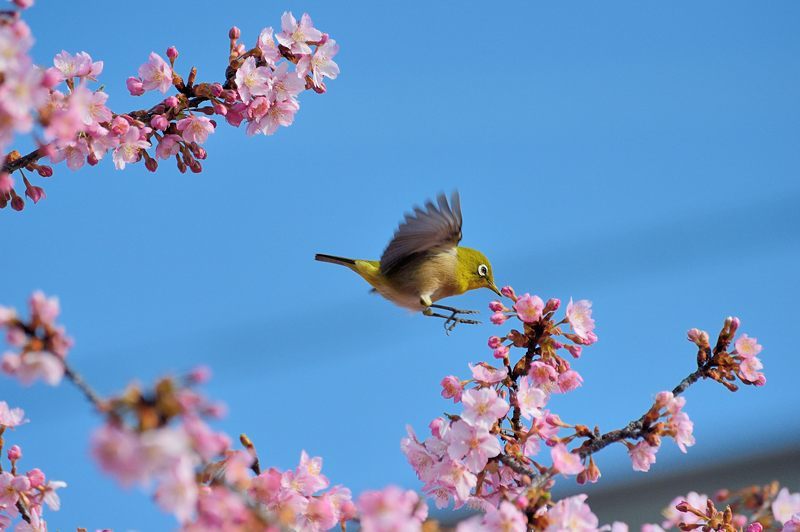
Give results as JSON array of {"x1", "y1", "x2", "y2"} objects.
[
  {"x1": 489, "y1": 300, "x2": 504, "y2": 312},
  {"x1": 228, "y1": 26, "x2": 241, "y2": 40},
  {"x1": 36, "y1": 165, "x2": 53, "y2": 177},
  {"x1": 164, "y1": 96, "x2": 179, "y2": 108},
  {"x1": 544, "y1": 298, "x2": 561, "y2": 312},
  {"x1": 145, "y1": 158, "x2": 158, "y2": 172},
  {"x1": 111, "y1": 116, "x2": 130, "y2": 136},
  {"x1": 166, "y1": 46, "x2": 179, "y2": 62},
  {"x1": 7, "y1": 445, "x2": 21, "y2": 461},
  {"x1": 24, "y1": 183, "x2": 45, "y2": 204},
  {"x1": 210, "y1": 83, "x2": 223, "y2": 97},
  {"x1": 11, "y1": 194, "x2": 25, "y2": 211},
  {"x1": 493, "y1": 345, "x2": 509, "y2": 359},
  {"x1": 212, "y1": 101, "x2": 228, "y2": 116},
  {"x1": 26, "y1": 468, "x2": 45, "y2": 488},
  {"x1": 565, "y1": 344, "x2": 582, "y2": 359},
  {"x1": 225, "y1": 102, "x2": 247, "y2": 127},
  {"x1": 487, "y1": 336, "x2": 502, "y2": 349},
  {"x1": 13, "y1": 0, "x2": 35, "y2": 8},
  {"x1": 150, "y1": 114, "x2": 169, "y2": 131},
  {"x1": 189, "y1": 160, "x2": 202, "y2": 173},
  {"x1": 727, "y1": 316, "x2": 740, "y2": 335},
  {"x1": 126, "y1": 76, "x2": 145, "y2": 96},
  {"x1": 501, "y1": 286, "x2": 517, "y2": 299},
  {"x1": 87, "y1": 152, "x2": 99, "y2": 166},
  {"x1": 42, "y1": 67, "x2": 61, "y2": 88},
  {"x1": 235, "y1": 43, "x2": 246, "y2": 55},
  {"x1": 490, "y1": 311, "x2": 508, "y2": 325},
  {"x1": 746, "y1": 524, "x2": 763, "y2": 532},
  {"x1": 429, "y1": 418, "x2": 446, "y2": 438}
]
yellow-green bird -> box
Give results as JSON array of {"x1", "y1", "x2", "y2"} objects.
[{"x1": 315, "y1": 191, "x2": 501, "y2": 330}]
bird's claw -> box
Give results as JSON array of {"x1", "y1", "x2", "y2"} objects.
[{"x1": 424, "y1": 305, "x2": 481, "y2": 334}]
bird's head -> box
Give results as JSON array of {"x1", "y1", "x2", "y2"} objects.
[{"x1": 457, "y1": 247, "x2": 502, "y2": 297}]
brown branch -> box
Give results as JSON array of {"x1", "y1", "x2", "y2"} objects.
[
  {"x1": 63, "y1": 363, "x2": 105, "y2": 410},
  {"x1": 576, "y1": 367, "x2": 706, "y2": 458}
]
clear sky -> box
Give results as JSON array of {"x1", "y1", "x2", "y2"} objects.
[{"x1": 3, "y1": 0, "x2": 799, "y2": 529}]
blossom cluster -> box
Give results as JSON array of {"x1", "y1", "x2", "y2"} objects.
[
  {"x1": 640, "y1": 483, "x2": 800, "y2": 532},
  {"x1": 1, "y1": 291, "x2": 72, "y2": 386},
  {"x1": 0, "y1": 401, "x2": 66, "y2": 530},
  {"x1": 403, "y1": 285, "x2": 767, "y2": 530},
  {"x1": 0, "y1": 4, "x2": 339, "y2": 211}
]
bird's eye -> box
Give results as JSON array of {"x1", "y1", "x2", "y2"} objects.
[{"x1": 478, "y1": 264, "x2": 488, "y2": 277}]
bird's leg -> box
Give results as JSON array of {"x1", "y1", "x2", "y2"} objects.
[{"x1": 422, "y1": 301, "x2": 480, "y2": 334}]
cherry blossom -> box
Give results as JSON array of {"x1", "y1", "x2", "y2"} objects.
[
  {"x1": 773, "y1": 488, "x2": 800, "y2": 525},
  {"x1": 545, "y1": 494, "x2": 599, "y2": 531},
  {"x1": 138, "y1": 52, "x2": 173, "y2": 93},
  {"x1": 447, "y1": 420, "x2": 501, "y2": 473},
  {"x1": 514, "y1": 293, "x2": 544, "y2": 323},
  {"x1": 276, "y1": 12, "x2": 323, "y2": 55},
  {"x1": 628, "y1": 441, "x2": 658, "y2": 472},
  {"x1": 460, "y1": 388, "x2": 509, "y2": 428}
]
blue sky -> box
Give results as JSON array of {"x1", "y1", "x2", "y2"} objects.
[{"x1": 2, "y1": 0, "x2": 799, "y2": 529}]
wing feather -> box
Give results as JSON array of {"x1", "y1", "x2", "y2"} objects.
[{"x1": 380, "y1": 191, "x2": 463, "y2": 274}]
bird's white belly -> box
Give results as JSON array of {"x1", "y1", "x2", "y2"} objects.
[{"x1": 375, "y1": 285, "x2": 426, "y2": 311}]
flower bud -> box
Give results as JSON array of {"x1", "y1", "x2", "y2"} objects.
[
  {"x1": 37, "y1": 165, "x2": 53, "y2": 177},
  {"x1": 7, "y1": 445, "x2": 22, "y2": 461},
  {"x1": 228, "y1": 26, "x2": 241, "y2": 40},
  {"x1": 177, "y1": 159, "x2": 187, "y2": 173},
  {"x1": 490, "y1": 311, "x2": 508, "y2": 325},
  {"x1": 11, "y1": 194, "x2": 24, "y2": 211},
  {"x1": 489, "y1": 300, "x2": 504, "y2": 312},
  {"x1": 166, "y1": 46, "x2": 179, "y2": 62},
  {"x1": 189, "y1": 160, "x2": 202, "y2": 173},
  {"x1": 565, "y1": 344, "x2": 582, "y2": 359},
  {"x1": 235, "y1": 43, "x2": 246, "y2": 56},
  {"x1": 150, "y1": 114, "x2": 169, "y2": 131},
  {"x1": 493, "y1": 345, "x2": 509, "y2": 359},
  {"x1": 687, "y1": 328, "x2": 710, "y2": 349},
  {"x1": 501, "y1": 285, "x2": 517, "y2": 299},
  {"x1": 126, "y1": 76, "x2": 145, "y2": 96},
  {"x1": 111, "y1": 116, "x2": 130, "y2": 136},
  {"x1": 24, "y1": 183, "x2": 45, "y2": 204},
  {"x1": 487, "y1": 336, "x2": 502, "y2": 349},
  {"x1": 188, "y1": 365, "x2": 212, "y2": 384},
  {"x1": 41, "y1": 67, "x2": 61, "y2": 88},
  {"x1": 87, "y1": 152, "x2": 99, "y2": 166},
  {"x1": 212, "y1": 101, "x2": 228, "y2": 116},
  {"x1": 210, "y1": 83, "x2": 224, "y2": 97},
  {"x1": 145, "y1": 158, "x2": 158, "y2": 172},
  {"x1": 26, "y1": 468, "x2": 45, "y2": 488},
  {"x1": 544, "y1": 298, "x2": 561, "y2": 313},
  {"x1": 164, "y1": 96, "x2": 179, "y2": 108},
  {"x1": 745, "y1": 522, "x2": 763, "y2": 532}
]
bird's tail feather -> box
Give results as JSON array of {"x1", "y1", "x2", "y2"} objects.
[{"x1": 315, "y1": 253, "x2": 357, "y2": 267}]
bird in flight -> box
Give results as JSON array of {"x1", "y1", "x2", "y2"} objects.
[{"x1": 315, "y1": 191, "x2": 501, "y2": 331}]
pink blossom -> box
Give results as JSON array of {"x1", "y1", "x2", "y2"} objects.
[
  {"x1": 276, "y1": 12, "x2": 323, "y2": 55},
  {"x1": 514, "y1": 293, "x2": 544, "y2": 323},
  {"x1": 357, "y1": 486, "x2": 427, "y2": 532},
  {"x1": 90, "y1": 424, "x2": 149, "y2": 485},
  {"x1": 461, "y1": 388, "x2": 509, "y2": 428},
  {"x1": 735, "y1": 334, "x2": 762, "y2": 358},
  {"x1": 557, "y1": 369, "x2": 584, "y2": 393},
  {"x1": 154, "y1": 457, "x2": 198, "y2": 523},
  {"x1": 0, "y1": 25, "x2": 32, "y2": 73},
  {"x1": 628, "y1": 441, "x2": 658, "y2": 472},
  {"x1": 435, "y1": 460, "x2": 476, "y2": 506},
  {"x1": 551, "y1": 443, "x2": 583, "y2": 476},
  {"x1": 738, "y1": 356, "x2": 765, "y2": 384},
  {"x1": 670, "y1": 411, "x2": 695, "y2": 453},
  {"x1": 440, "y1": 375, "x2": 463, "y2": 402},
  {"x1": 30, "y1": 290, "x2": 59, "y2": 324},
  {"x1": 545, "y1": 494, "x2": 599, "y2": 532},
  {"x1": 493, "y1": 345, "x2": 510, "y2": 359},
  {"x1": 773, "y1": 488, "x2": 800, "y2": 525},
  {"x1": 50, "y1": 137, "x2": 90, "y2": 170},
  {"x1": 567, "y1": 298, "x2": 596, "y2": 342},
  {"x1": 234, "y1": 57, "x2": 272, "y2": 103},
  {"x1": 298, "y1": 38, "x2": 340, "y2": 88},
  {"x1": 566, "y1": 344, "x2": 583, "y2": 358},
  {"x1": 517, "y1": 377, "x2": 547, "y2": 419},
  {"x1": 138, "y1": 52, "x2": 173, "y2": 93},
  {"x1": 2, "y1": 63, "x2": 48, "y2": 119},
  {"x1": 176, "y1": 115, "x2": 215, "y2": 144},
  {"x1": 41, "y1": 479, "x2": 67, "y2": 511},
  {"x1": 296, "y1": 493, "x2": 338, "y2": 531},
  {"x1": 270, "y1": 62, "x2": 305, "y2": 102},
  {"x1": 1, "y1": 351, "x2": 65, "y2": 385},
  {"x1": 257, "y1": 27, "x2": 282, "y2": 66},
  {"x1": 156, "y1": 134, "x2": 183, "y2": 160},
  {"x1": 0, "y1": 471, "x2": 30, "y2": 509},
  {"x1": 53, "y1": 50, "x2": 93, "y2": 79},
  {"x1": 528, "y1": 361, "x2": 558, "y2": 392},
  {"x1": 469, "y1": 362, "x2": 508, "y2": 384},
  {"x1": 483, "y1": 501, "x2": 527, "y2": 531},
  {"x1": 401, "y1": 426, "x2": 440, "y2": 483},
  {"x1": 282, "y1": 451, "x2": 330, "y2": 496},
  {"x1": 0, "y1": 401, "x2": 26, "y2": 428},
  {"x1": 112, "y1": 126, "x2": 151, "y2": 169},
  {"x1": 447, "y1": 420, "x2": 501, "y2": 473}
]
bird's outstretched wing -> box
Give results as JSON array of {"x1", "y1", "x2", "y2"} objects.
[{"x1": 380, "y1": 191, "x2": 462, "y2": 274}]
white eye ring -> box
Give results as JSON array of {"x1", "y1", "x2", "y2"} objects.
[{"x1": 478, "y1": 264, "x2": 488, "y2": 277}]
